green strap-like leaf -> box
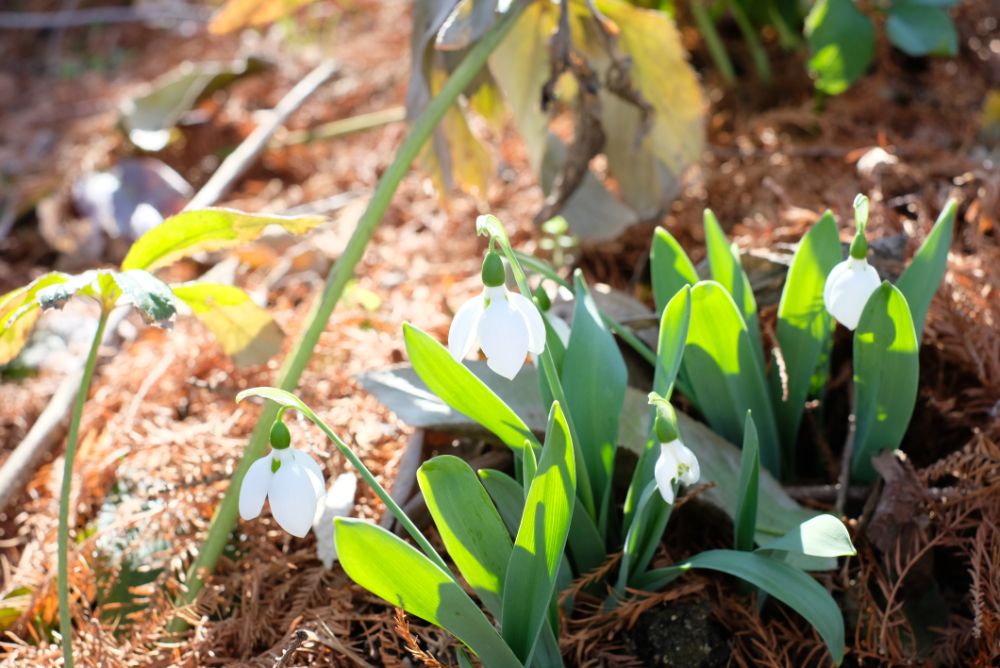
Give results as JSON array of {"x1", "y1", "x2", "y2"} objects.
[
  {"x1": 703, "y1": 209, "x2": 764, "y2": 364},
  {"x1": 560, "y1": 271, "x2": 625, "y2": 530},
  {"x1": 121, "y1": 208, "x2": 325, "y2": 271},
  {"x1": 896, "y1": 199, "x2": 957, "y2": 341},
  {"x1": 684, "y1": 281, "x2": 781, "y2": 476},
  {"x1": 734, "y1": 412, "x2": 760, "y2": 552},
  {"x1": 501, "y1": 402, "x2": 576, "y2": 664},
  {"x1": 771, "y1": 211, "x2": 841, "y2": 452},
  {"x1": 334, "y1": 518, "x2": 522, "y2": 667},
  {"x1": 757, "y1": 514, "x2": 856, "y2": 561},
  {"x1": 650, "y1": 227, "x2": 698, "y2": 314},
  {"x1": 418, "y1": 455, "x2": 513, "y2": 618},
  {"x1": 851, "y1": 282, "x2": 919, "y2": 481},
  {"x1": 171, "y1": 282, "x2": 283, "y2": 366},
  {"x1": 479, "y1": 469, "x2": 525, "y2": 538},
  {"x1": 403, "y1": 323, "x2": 538, "y2": 453}
]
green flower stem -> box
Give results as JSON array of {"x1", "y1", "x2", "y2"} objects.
[
  {"x1": 293, "y1": 402, "x2": 452, "y2": 575},
  {"x1": 726, "y1": 0, "x2": 771, "y2": 84},
  {"x1": 58, "y1": 308, "x2": 110, "y2": 668},
  {"x1": 513, "y1": 251, "x2": 656, "y2": 366},
  {"x1": 169, "y1": 2, "x2": 527, "y2": 631}
]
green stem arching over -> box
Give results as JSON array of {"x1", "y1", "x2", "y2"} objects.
[
  {"x1": 58, "y1": 308, "x2": 110, "y2": 668},
  {"x1": 168, "y1": 1, "x2": 528, "y2": 631}
]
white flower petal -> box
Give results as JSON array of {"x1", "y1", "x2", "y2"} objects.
[
  {"x1": 313, "y1": 473, "x2": 357, "y2": 568},
  {"x1": 822, "y1": 259, "x2": 850, "y2": 314},
  {"x1": 268, "y1": 461, "x2": 319, "y2": 537},
  {"x1": 654, "y1": 444, "x2": 680, "y2": 505},
  {"x1": 448, "y1": 293, "x2": 485, "y2": 360},
  {"x1": 671, "y1": 440, "x2": 701, "y2": 486},
  {"x1": 478, "y1": 297, "x2": 530, "y2": 379},
  {"x1": 325, "y1": 472, "x2": 358, "y2": 517},
  {"x1": 290, "y1": 448, "x2": 326, "y2": 499},
  {"x1": 508, "y1": 291, "x2": 546, "y2": 355},
  {"x1": 238, "y1": 454, "x2": 274, "y2": 521},
  {"x1": 825, "y1": 258, "x2": 881, "y2": 330}
]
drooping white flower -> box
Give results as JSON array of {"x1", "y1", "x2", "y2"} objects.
[
  {"x1": 313, "y1": 472, "x2": 357, "y2": 568},
  {"x1": 823, "y1": 257, "x2": 880, "y2": 330},
  {"x1": 239, "y1": 447, "x2": 325, "y2": 537},
  {"x1": 654, "y1": 439, "x2": 700, "y2": 505},
  {"x1": 448, "y1": 284, "x2": 546, "y2": 379}
]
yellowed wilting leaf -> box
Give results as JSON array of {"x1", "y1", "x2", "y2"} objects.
[
  {"x1": 208, "y1": 0, "x2": 315, "y2": 34},
  {"x1": 0, "y1": 273, "x2": 70, "y2": 365},
  {"x1": 421, "y1": 67, "x2": 492, "y2": 196},
  {"x1": 170, "y1": 283, "x2": 283, "y2": 367}
]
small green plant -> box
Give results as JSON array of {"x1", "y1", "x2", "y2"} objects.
[{"x1": 0, "y1": 207, "x2": 324, "y2": 667}]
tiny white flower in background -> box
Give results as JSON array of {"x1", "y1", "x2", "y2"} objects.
[
  {"x1": 313, "y1": 472, "x2": 358, "y2": 568},
  {"x1": 824, "y1": 194, "x2": 881, "y2": 331},
  {"x1": 448, "y1": 251, "x2": 545, "y2": 380},
  {"x1": 823, "y1": 257, "x2": 880, "y2": 330},
  {"x1": 239, "y1": 447, "x2": 325, "y2": 537},
  {"x1": 654, "y1": 439, "x2": 700, "y2": 505}
]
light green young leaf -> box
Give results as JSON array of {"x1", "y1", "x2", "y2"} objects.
[
  {"x1": 684, "y1": 281, "x2": 781, "y2": 476},
  {"x1": 0, "y1": 272, "x2": 70, "y2": 365},
  {"x1": 771, "y1": 211, "x2": 842, "y2": 451},
  {"x1": 734, "y1": 412, "x2": 760, "y2": 552},
  {"x1": 561, "y1": 271, "x2": 625, "y2": 527},
  {"x1": 479, "y1": 469, "x2": 525, "y2": 538},
  {"x1": 649, "y1": 227, "x2": 698, "y2": 314},
  {"x1": 501, "y1": 402, "x2": 576, "y2": 664},
  {"x1": 757, "y1": 514, "x2": 856, "y2": 561},
  {"x1": 121, "y1": 208, "x2": 325, "y2": 272},
  {"x1": 334, "y1": 518, "x2": 522, "y2": 667},
  {"x1": 617, "y1": 480, "x2": 669, "y2": 591},
  {"x1": 111, "y1": 270, "x2": 177, "y2": 325},
  {"x1": 171, "y1": 282, "x2": 282, "y2": 366},
  {"x1": 644, "y1": 550, "x2": 846, "y2": 665},
  {"x1": 896, "y1": 199, "x2": 957, "y2": 341},
  {"x1": 703, "y1": 209, "x2": 763, "y2": 363},
  {"x1": 418, "y1": 455, "x2": 512, "y2": 617},
  {"x1": 805, "y1": 0, "x2": 875, "y2": 95},
  {"x1": 851, "y1": 282, "x2": 919, "y2": 482},
  {"x1": 403, "y1": 323, "x2": 538, "y2": 453}
]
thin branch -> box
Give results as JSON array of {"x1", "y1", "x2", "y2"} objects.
[{"x1": 0, "y1": 5, "x2": 211, "y2": 29}]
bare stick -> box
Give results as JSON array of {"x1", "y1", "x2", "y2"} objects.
[
  {"x1": 835, "y1": 378, "x2": 856, "y2": 515},
  {"x1": 186, "y1": 60, "x2": 338, "y2": 210}
]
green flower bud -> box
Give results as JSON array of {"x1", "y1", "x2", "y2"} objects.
[
  {"x1": 850, "y1": 194, "x2": 870, "y2": 260},
  {"x1": 532, "y1": 285, "x2": 551, "y2": 312},
  {"x1": 481, "y1": 251, "x2": 506, "y2": 288},
  {"x1": 648, "y1": 392, "x2": 679, "y2": 442},
  {"x1": 270, "y1": 420, "x2": 291, "y2": 450}
]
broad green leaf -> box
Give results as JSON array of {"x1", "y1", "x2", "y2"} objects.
[
  {"x1": 418, "y1": 455, "x2": 513, "y2": 617},
  {"x1": 896, "y1": 199, "x2": 957, "y2": 340},
  {"x1": 501, "y1": 402, "x2": 576, "y2": 663},
  {"x1": 851, "y1": 282, "x2": 919, "y2": 481},
  {"x1": 684, "y1": 281, "x2": 781, "y2": 476},
  {"x1": 805, "y1": 0, "x2": 875, "y2": 95},
  {"x1": 618, "y1": 480, "x2": 670, "y2": 591},
  {"x1": 479, "y1": 469, "x2": 526, "y2": 537},
  {"x1": 703, "y1": 209, "x2": 763, "y2": 362},
  {"x1": 734, "y1": 412, "x2": 760, "y2": 552},
  {"x1": 886, "y1": 4, "x2": 958, "y2": 57},
  {"x1": 111, "y1": 270, "x2": 176, "y2": 325},
  {"x1": 0, "y1": 273, "x2": 70, "y2": 365},
  {"x1": 757, "y1": 514, "x2": 856, "y2": 560},
  {"x1": 403, "y1": 323, "x2": 537, "y2": 453},
  {"x1": 650, "y1": 227, "x2": 698, "y2": 314},
  {"x1": 171, "y1": 282, "x2": 283, "y2": 366},
  {"x1": 35, "y1": 271, "x2": 102, "y2": 311},
  {"x1": 771, "y1": 211, "x2": 842, "y2": 450},
  {"x1": 561, "y1": 271, "x2": 626, "y2": 526},
  {"x1": 334, "y1": 518, "x2": 522, "y2": 667},
  {"x1": 644, "y1": 550, "x2": 846, "y2": 665},
  {"x1": 121, "y1": 208, "x2": 325, "y2": 272}
]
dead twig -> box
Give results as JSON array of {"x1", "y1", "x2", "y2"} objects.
[{"x1": 0, "y1": 5, "x2": 211, "y2": 29}]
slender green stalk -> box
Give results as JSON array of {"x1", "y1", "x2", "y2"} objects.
[
  {"x1": 726, "y1": 0, "x2": 771, "y2": 84},
  {"x1": 58, "y1": 309, "x2": 110, "y2": 668},
  {"x1": 278, "y1": 106, "x2": 406, "y2": 146},
  {"x1": 169, "y1": 2, "x2": 527, "y2": 631},
  {"x1": 690, "y1": 0, "x2": 735, "y2": 85}
]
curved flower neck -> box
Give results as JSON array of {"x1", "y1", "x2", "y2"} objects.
[
  {"x1": 847, "y1": 256, "x2": 870, "y2": 271},
  {"x1": 483, "y1": 285, "x2": 508, "y2": 304}
]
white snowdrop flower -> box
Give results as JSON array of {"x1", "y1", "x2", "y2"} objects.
[
  {"x1": 448, "y1": 251, "x2": 545, "y2": 380},
  {"x1": 313, "y1": 472, "x2": 358, "y2": 568},
  {"x1": 823, "y1": 257, "x2": 881, "y2": 330},
  {"x1": 239, "y1": 444, "x2": 325, "y2": 538},
  {"x1": 654, "y1": 439, "x2": 700, "y2": 505},
  {"x1": 823, "y1": 194, "x2": 881, "y2": 331}
]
